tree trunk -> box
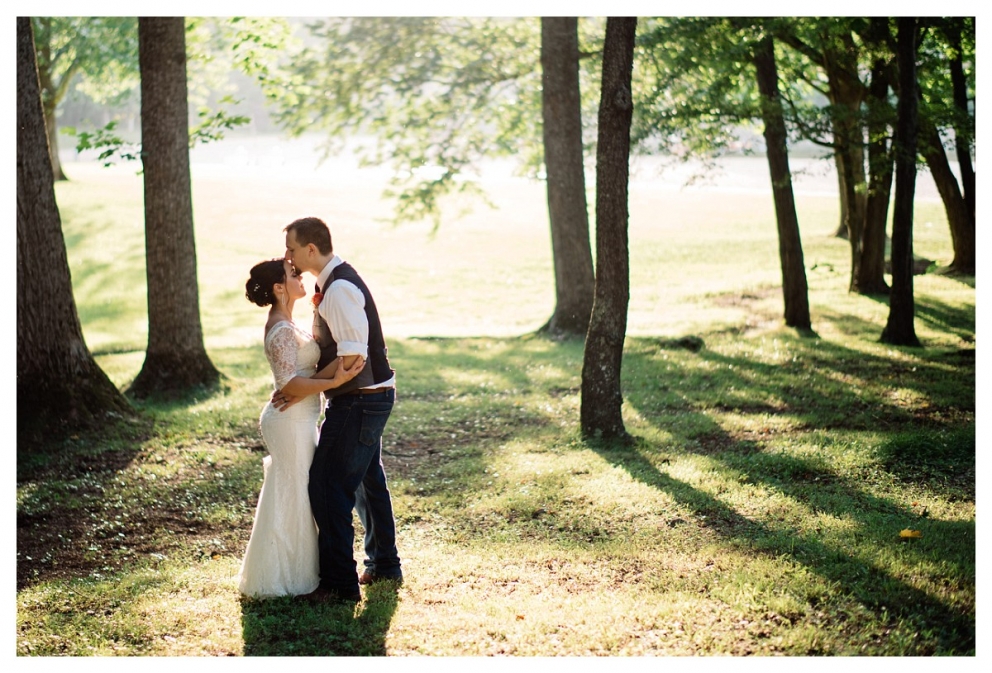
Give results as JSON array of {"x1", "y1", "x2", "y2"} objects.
[
  {"x1": 540, "y1": 17, "x2": 595, "y2": 337},
  {"x1": 919, "y1": 117, "x2": 974, "y2": 275},
  {"x1": 130, "y1": 17, "x2": 220, "y2": 397},
  {"x1": 754, "y1": 36, "x2": 811, "y2": 331},
  {"x1": 859, "y1": 36, "x2": 893, "y2": 295},
  {"x1": 43, "y1": 96, "x2": 67, "y2": 181},
  {"x1": 17, "y1": 17, "x2": 132, "y2": 441},
  {"x1": 823, "y1": 40, "x2": 868, "y2": 292},
  {"x1": 947, "y1": 18, "x2": 975, "y2": 225},
  {"x1": 32, "y1": 17, "x2": 68, "y2": 181},
  {"x1": 580, "y1": 17, "x2": 636, "y2": 443},
  {"x1": 882, "y1": 18, "x2": 921, "y2": 347},
  {"x1": 831, "y1": 153, "x2": 850, "y2": 239}
]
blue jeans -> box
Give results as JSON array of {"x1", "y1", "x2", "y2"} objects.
[{"x1": 309, "y1": 389, "x2": 401, "y2": 595}]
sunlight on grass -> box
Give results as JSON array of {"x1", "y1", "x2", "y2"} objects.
[{"x1": 17, "y1": 558, "x2": 244, "y2": 656}]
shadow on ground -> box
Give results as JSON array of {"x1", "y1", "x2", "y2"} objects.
[{"x1": 241, "y1": 582, "x2": 399, "y2": 656}]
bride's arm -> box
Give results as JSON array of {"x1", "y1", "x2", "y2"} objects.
[
  {"x1": 267, "y1": 325, "x2": 361, "y2": 410},
  {"x1": 279, "y1": 357, "x2": 364, "y2": 397},
  {"x1": 312, "y1": 354, "x2": 363, "y2": 379}
]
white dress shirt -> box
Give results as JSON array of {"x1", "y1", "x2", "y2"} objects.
[{"x1": 315, "y1": 256, "x2": 395, "y2": 389}]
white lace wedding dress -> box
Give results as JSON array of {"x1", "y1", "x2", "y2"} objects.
[{"x1": 238, "y1": 320, "x2": 321, "y2": 597}]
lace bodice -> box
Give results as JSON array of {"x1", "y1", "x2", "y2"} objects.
[{"x1": 264, "y1": 320, "x2": 320, "y2": 389}]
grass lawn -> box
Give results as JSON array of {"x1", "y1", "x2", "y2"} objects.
[{"x1": 15, "y1": 149, "x2": 975, "y2": 656}]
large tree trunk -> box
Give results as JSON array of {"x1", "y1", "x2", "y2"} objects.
[
  {"x1": 540, "y1": 17, "x2": 595, "y2": 337},
  {"x1": 580, "y1": 17, "x2": 636, "y2": 443},
  {"x1": 17, "y1": 17, "x2": 132, "y2": 441},
  {"x1": 882, "y1": 18, "x2": 921, "y2": 347},
  {"x1": 130, "y1": 17, "x2": 220, "y2": 397},
  {"x1": 859, "y1": 30, "x2": 893, "y2": 295},
  {"x1": 754, "y1": 35, "x2": 811, "y2": 331}
]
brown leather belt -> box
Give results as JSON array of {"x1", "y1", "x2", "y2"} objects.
[{"x1": 353, "y1": 386, "x2": 392, "y2": 395}]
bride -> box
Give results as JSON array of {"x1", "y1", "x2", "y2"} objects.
[{"x1": 239, "y1": 258, "x2": 364, "y2": 598}]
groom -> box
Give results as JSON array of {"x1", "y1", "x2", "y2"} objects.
[{"x1": 278, "y1": 216, "x2": 403, "y2": 602}]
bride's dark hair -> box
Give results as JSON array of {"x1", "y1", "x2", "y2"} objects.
[{"x1": 245, "y1": 259, "x2": 287, "y2": 307}]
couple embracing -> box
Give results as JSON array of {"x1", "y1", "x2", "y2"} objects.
[{"x1": 239, "y1": 216, "x2": 402, "y2": 603}]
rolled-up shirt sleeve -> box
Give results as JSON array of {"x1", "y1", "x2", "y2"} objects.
[{"x1": 319, "y1": 279, "x2": 369, "y2": 358}]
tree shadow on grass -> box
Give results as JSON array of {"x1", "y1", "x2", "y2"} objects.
[
  {"x1": 16, "y1": 411, "x2": 263, "y2": 593},
  {"x1": 587, "y1": 438, "x2": 975, "y2": 654},
  {"x1": 930, "y1": 268, "x2": 975, "y2": 289},
  {"x1": 240, "y1": 582, "x2": 399, "y2": 656},
  {"x1": 608, "y1": 328, "x2": 975, "y2": 652},
  {"x1": 860, "y1": 292, "x2": 975, "y2": 344},
  {"x1": 626, "y1": 317, "x2": 973, "y2": 434},
  {"x1": 16, "y1": 419, "x2": 152, "y2": 591}
]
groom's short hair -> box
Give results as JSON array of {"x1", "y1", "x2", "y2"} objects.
[{"x1": 285, "y1": 217, "x2": 333, "y2": 255}]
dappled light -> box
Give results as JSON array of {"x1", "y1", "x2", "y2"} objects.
[{"x1": 18, "y1": 14, "x2": 973, "y2": 657}]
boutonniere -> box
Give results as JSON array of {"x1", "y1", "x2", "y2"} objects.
[{"x1": 312, "y1": 292, "x2": 324, "y2": 308}]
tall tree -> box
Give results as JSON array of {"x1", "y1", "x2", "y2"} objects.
[
  {"x1": 581, "y1": 17, "x2": 637, "y2": 442},
  {"x1": 773, "y1": 19, "x2": 877, "y2": 291},
  {"x1": 17, "y1": 16, "x2": 132, "y2": 439},
  {"x1": 540, "y1": 17, "x2": 595, "y2": 336},
  {"x1": 635, "y1": 18, "x2": 813, "y2": 332},
  {"x1": 881, "y1": 18, "x2": 921, "y2": 347},
  {"x1": 942, "y1": 18, "x2": 975, "y2": 227},
  {"x1": 753, "y1": 33, "x2": 811, "y2": 331},
  {"x1": 858, "y1": 17, "x2": 896, "y2": 295},
  {"x1": 129, "y1": 17, "x2": 220, "y2": 396},
  {"x1": 31, "y1": 16, "x2": 138, "y2": 181},
  {"x1": 916, "y1": 17, "x2": 975, "y2": 275}
]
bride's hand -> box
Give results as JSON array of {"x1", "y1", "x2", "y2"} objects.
[
  {"x1": 331, "y1": 356, "x2": 365, "y2": 385},
  {"x1": 271, "y1": 389, "x2": 303, "y2": 411}
]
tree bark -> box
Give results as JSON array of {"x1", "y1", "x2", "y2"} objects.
[
  {"x1": 130, "y1": 17, "x2": 220, "y2": 397},
  {"x1": 754, "y1": 35, "x2": 811, "y2": 331},
  {"x1": 859, "y1": 28, "x2": 893, "y2": 295},
  {"x1": 540, "y1": 17, "x2": 595, "y2": 337},
  {"x1": 882, "y1": 18, "x2": 921, "y2": 347},
  {"x1": 17, "y1": 17, "x2": 132, "y2": 441},
  {"x1": 580, "y1": 17, "x2": 636, "y2": 443}
]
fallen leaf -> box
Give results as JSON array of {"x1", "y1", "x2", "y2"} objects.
[
  {"x1": 516, "y1": 615, "x2": 525, "y2": 620},
  {"x1": 899, "y1": 529, "x2": 923, "y2": 539}
]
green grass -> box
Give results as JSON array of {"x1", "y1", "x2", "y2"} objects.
[{"x1": 16, "y1": 155, "x2": 975, "y2": 656}]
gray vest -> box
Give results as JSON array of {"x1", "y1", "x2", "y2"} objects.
[{"x1": 313, "y1": 261, "x2": 394, "y2": 397}]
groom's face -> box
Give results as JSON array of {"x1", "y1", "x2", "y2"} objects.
[{"x1": 284, "y1": 230, "x2": 312, "y2": 275}]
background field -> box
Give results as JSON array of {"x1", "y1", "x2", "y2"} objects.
[{"x1": 58, "y1": 135, "x2": 959, "y2": 352}]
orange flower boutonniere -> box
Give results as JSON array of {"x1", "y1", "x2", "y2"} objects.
[{"x1": 312, "y1": 292, "x2": 324, "y2": 308}]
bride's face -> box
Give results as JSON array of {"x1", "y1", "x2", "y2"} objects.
[{"x1": 283, "y1": 260, "x2": 306, "y2": 301}]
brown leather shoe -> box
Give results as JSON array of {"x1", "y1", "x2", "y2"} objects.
[
  {"x1": 297, "y1": 586, "x2": 361, "y2": 603},
  {"x1": 359, "y1": 571, "x2": 403, "y2": 586}
]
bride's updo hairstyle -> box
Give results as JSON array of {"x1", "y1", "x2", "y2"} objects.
[{"x1": 245, "y1": 259, "x2": 287, "y2": 307}]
